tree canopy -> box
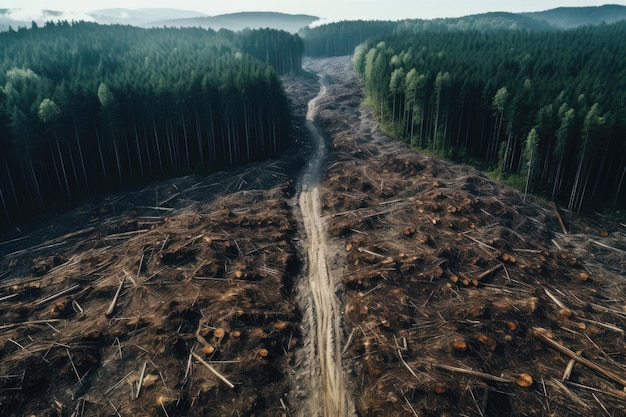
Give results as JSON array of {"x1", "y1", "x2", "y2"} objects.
[
  {"x1": 353, "y1": 22, "x2": 626, "y2": 212},
  {"x1": 0, "y1": 22, "x2": 303, "y2": 228}
]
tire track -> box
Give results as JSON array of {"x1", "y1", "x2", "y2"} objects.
[{"x1": 298, "y1": 75, "x2": 350, "y2": 417}]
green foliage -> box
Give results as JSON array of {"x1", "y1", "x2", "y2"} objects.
[
  {"x1": 238, "y1": 28, "x2": 303, "y2": 74},
  {"x1": 492, "y1": 87, "x2": 508, "y2": 113},
  {"x1": 0, "y1": 22, "x2": 301, "y2": 228},
  {"x1": 37, "y1": 98, "x2": 61, "y2": 124},
  {"x1": 300, "y1": 21, "x2": 398, "y2": 57},
  {"x1": 354, "y1": 22, "x2": 626, "y2": 212}
]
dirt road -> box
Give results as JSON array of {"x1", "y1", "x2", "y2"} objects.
[{"x1": 298, "y1": 74, "x2": 352, "y2": 416}]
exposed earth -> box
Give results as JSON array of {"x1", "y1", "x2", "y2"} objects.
[{"x1": 1, "y1": 56, "x2": 626, "y2": 417}]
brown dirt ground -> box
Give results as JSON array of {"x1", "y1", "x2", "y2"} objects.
[
  {"x1": 0, "y1": 74, "x2": 318, "y2": 417},
  {"x1": 307, "y1": 56, "x2": 626, "y2": 417}
]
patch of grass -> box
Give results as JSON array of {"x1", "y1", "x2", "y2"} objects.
[{"x1": 486, "y1": 168, "x2": 525, "y2": 191}]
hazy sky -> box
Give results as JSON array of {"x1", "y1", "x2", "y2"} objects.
[{"x1": 5, "y1": 1, "x2": 626, "y2": 21}]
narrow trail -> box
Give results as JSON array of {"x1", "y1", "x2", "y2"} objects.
[{"x1": 298, "y1": 75, "x2": 351, "y2": 417}]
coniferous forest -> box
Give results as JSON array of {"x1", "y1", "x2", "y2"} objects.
[
  {"x1": 0, "y1": 22, "x2": 302, "y2": 228},
  {"x1": 351, "y1": 23, "x2": 626, "y2": 213}
]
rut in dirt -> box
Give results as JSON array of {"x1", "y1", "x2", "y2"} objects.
[{"x1": 298, "y1": 76, "x2": 351, "y2": 417}]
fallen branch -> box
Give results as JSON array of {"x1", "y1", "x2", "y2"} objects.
[
  {"x1": 8, "y1": 338, "x2": 26, "y2": 350},
  {"x1": 0, "y1": 234, "x2": 31, "y2": 247},
  {"x1": 34, "y1": 284, "x2": 81, "y2": 306},
  {"x1": 404, "y1": 396, "x2": 419, "y2": 417},
  {"x1": 136, "y1": 361, "x2": 147, "y2": 399},
  {"x1": 564, "y1": 380, "x2": 626, "y2": 400},
  {"x1": 533, "y1": 327, "x2": 626, "y2": 388},
  {"x1": 104, "y1": 229, "x2": 151, "y2": 240},
  {"x1": 0, "y1": 319, "x2": 62, "y2": 332},
  {"x1": 362, "y1": 207, "x2": 400, "y2": 219},
  {"x1": 397, "y1": 349, "x2": 419, "y2": 381},
  {"x1": 66, "y1": 348, "x2": 85, "y2": 389},
  {"x1": 105, "y1": 276, "x2": 126, "y2": 317},
  {"x1": 543, "y1": 288, "x2": 566, "y2": 309},
  {"x1": 357, "y1": 247, "x2": 387, "y2": 258},
  {"x1": 379, "y1": 199, "x2": 403, "y2": 206},
  {"x1": 591, "y1": 240, "x2": 626, "y2": 254},
  {"x1": 578, "y1": 318, "x2": 624, "y2": 334},
  {"x1": 194, "y1": 276, "x2": 250, "y2": 283},
  {"x1": 551, "y1": 202, "x2": 568, "y2": 234},
  {"x1": 550, "y1": 378, "x2": 589, "y2": 409},
  {"x1": 0, "y1": 293, "x2": 18, "y2": 302},
  {"x1": 432, "y1": 363, "x2": 514, "y2": 384},
  {"x1": 563, "y1": 351, "x2": 581, "y2": 381},
  {"x1": 590, "y1": 303, "x2": 626, "y2": 318},
  {"x1": 592, "y1": 393, "x2": 612, "y2": 417},
  {"x1": 476, "y1": 263, "x2": 503, "y2": 281},
  {"x1": 191, "y1": 352, "x2": 235, "y2": 389},
  {"x1": 462, "y1": 233, "x2": 497, "y2": 251},
  {"x1": 342, "y1": 328, "x2": 356, "y2": 355},
  {"x1": 136, "y1": 206, "x2": 173, "y2": 212}
]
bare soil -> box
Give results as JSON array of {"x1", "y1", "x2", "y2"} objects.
[
  {"x1": 295, "y1": 71, "x2": 354, "y2": 417},
  {"x1": 2, "y1": 56, "x2": 626, "y2": 417}
]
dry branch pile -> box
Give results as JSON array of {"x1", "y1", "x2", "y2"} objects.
[
  {"x1": 0, "y1": 75, "x2": 319, "y2": 417},
  {"x1": 309, "y1": 57, "x2": 626, "y2": 417}
]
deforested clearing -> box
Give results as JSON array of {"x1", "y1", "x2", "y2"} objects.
[{"x1": 1, "y1": 55, "x2": 625, "y2": 417}]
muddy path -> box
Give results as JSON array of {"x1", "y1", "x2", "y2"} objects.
[{"x1": 296, "y1": 70, "x2": 353, "y2": 416}]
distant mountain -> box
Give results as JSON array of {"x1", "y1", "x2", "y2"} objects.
[
  {"x1": 149, "y1": 12, "x2": 319, "y2": 33},
  {"x1": 524, "y1": 4, "x2": 626, "y2": 29},
  {"x1": 2, "y1": 5, "x2": 625, "y2": 33},
  {"x1": 0, "y1": 8, "x2": 318, "y2": 33},
  {"x1": 400, "y1": 5, "x2": 626, "y2": 33},
  {"x1": 419, "y1": 11, "x2": 555, "y2": 32},
  {"x1": 88, "y1": 8, "x2": 208, "y2": 27}
]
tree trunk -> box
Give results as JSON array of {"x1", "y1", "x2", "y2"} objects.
[
  {"x1": 590, "y1": 146, "x2": 609, "y2": 203},
  {"x1": 72, "y1": 112, "x2": 89, "y2": 192},
  {"x1": 111, "y1": 123, "x2": 122, "y2": 180},
  {"x1": 577, "y1": 159, "x2": 594, "y2": 213},
  {"x1": 27, "y1": 156, "x2": 43, "y2": 204},
  {"x1": 551, "y1": 152, "x2": 564, "y2": 201},
  {"x1": 524, "y1": 146, "x2": 533, "y2": 202},
  {"x1": 56, "y1": 136, "x2": 71, "y2": 197},
  {"x1": 0, "y1": 184, "x2": 9, "y2": 221},
  {"x1": 181, "y1": 108, "x2": 190, "y2": 171},
  {"x1": 142, "y1": 126, "x2": 153, "y2": 173},
  {"x1": 152, "y1": 116, "x2": 164, "y2": 174},
  {"x1": 195, "y1": 107, "x2": 204, "y2": 164},
  {"x1": 133, "y1": 122, "x2": 144, "y2": 177},
  {"x1": 49, "y1": 142, "x2": 63, "y2": 195},
  {"x1": 569, "y1": 145, "x2": 587, "y2": 211},
  {"x1": 244, "y1": 105, "x2": 251, "y2": 160},
  {"x1": 613, "y1": 160, "x2": 626, "y2": 213},
  {"x1": 3, "y1": 157, "x2": 18, "y2": 203}
]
